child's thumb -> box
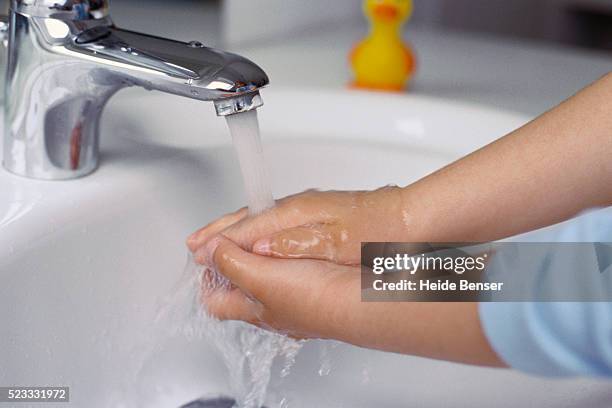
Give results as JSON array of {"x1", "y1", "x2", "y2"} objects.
[{"x1": 206, "y1": 235, "x2": 274, "y2": 297}]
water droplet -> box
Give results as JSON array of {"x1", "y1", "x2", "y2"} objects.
[
  {"x1": 318, "y1": 364, "x2": 331, "y2": 377},
  {"x1": 401, "y1": 209, "x2": 412, "y2": 227},
  {"x1": 280, "y1": 363, "x2": 292, "y2": 378},
  {"x1": 188, "y1": 40, "x2": 205, "y2": 48},
  {"x1": 361, "y1": 367, "x2": 371, "y2": 384},
  {"x1": 318, "y1": 341, "x2": 338, "y2": 376}
]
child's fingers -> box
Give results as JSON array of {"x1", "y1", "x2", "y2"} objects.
[
  {"x1": 204, "y1": 289, "x2": 263, "y2": 325},
  {"x1": 186, "y1": 207, "x2": 247, "y2": 252},
  {"x1": 220, "y1": 190, "x2": 335, "y2": 250},
  {"x1": 191, "y1": 190, "x2": 335, "y2": 253},
  {"x1": 251, "y1": 225, "x2": 340, "y2": 262},
  {"x1": 221, "y1": 207, "x2": 299, "y2": 250},
  {"x1": 202, "y1": 236, "x2": 279, "y2": 298}
]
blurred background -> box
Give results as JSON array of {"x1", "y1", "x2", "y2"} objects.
[
  {"x1": 220, "y1": 0, "x2": 612, "y2": 50},
  {"x1": 2, "y1": 0, "x2": 608, "y2": 49},
  {"x1": 1, "y1": 0, "x2": 610, "y2": 115}
]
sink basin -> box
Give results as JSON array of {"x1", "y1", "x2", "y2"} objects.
[{"x1": 1, "y1": 87, "x2": 610, "y2": 407}]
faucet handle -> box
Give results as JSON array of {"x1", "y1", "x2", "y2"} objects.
[{"x1": 11, "y1": 0, "x2": 109, "y2": 21}]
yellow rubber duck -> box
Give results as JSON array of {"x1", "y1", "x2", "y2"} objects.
[{"x1": 350, "y1": 0, "x2": 416, "y2": 91}]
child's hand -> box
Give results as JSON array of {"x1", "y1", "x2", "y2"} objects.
[
  {"x1": 199, "y1": 235, "x2": 502, "y2": 367},
  {"x1": 200, "y1": 236, "x2": 359, "y2": 340},
  {"x1": 187, "y1": 186, "x2": 406, "y2": 265}
]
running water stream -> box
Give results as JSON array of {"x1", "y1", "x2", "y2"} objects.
[
  {"x1": 226, "y1": 110, "x2": 275, "y2": 215},
  {"x1": 156, "y1": 109, "x2": 302, "y2": 408}
]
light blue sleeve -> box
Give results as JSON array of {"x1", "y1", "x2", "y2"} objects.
[{"x1": 479, "y1": 207, "x2": 612, "y2": 378}]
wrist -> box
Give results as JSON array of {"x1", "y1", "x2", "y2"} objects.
[{"x1": 395, "y1": 183, "x2": 433, "y2": 241}]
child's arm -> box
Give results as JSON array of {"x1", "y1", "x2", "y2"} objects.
[{"x1": 397, "y1": 72, "x2": 612, "y2": 243}]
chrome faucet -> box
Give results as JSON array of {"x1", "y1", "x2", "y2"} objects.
[{"x1": 2, "y1": 0, "x2": 268, "y2": 180}]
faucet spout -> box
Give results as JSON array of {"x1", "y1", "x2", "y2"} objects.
[
  {"x1": 3, "y1": 1, "x2": 269, "y2": 180},
  {"x1": 70, "y1": 27, "x2": 268, "y2": 107}
]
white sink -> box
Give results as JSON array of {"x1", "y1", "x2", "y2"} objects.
[{"x1": 1, "y1": 87, "x2": 610, "y2": 407}]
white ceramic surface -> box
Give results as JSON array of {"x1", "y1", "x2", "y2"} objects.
[{"x1": 1, "y1": 87, "x2": 610, "y2": 407}]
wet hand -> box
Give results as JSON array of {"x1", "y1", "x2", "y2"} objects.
[
  {"x1": 187, "y1": 187, "x2": 407, "y2": 265},
  {"x1": 199, "y1": 236, "x2": 359, "y2": 340},
  {"x1": 186, "y1": 189, "x2": 505, "y2": 366}
]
